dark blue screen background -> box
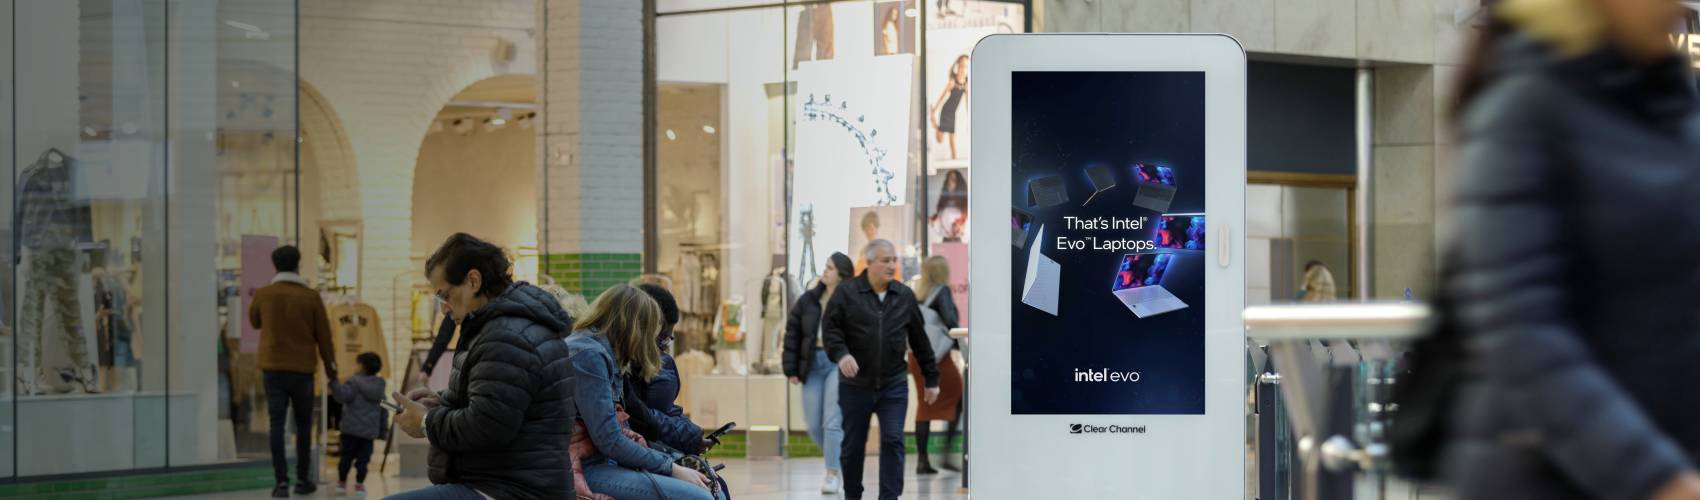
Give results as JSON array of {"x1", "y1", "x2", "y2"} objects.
[{"x1": 1010, "y1": 71, "x2": 1206, "y2": 415}]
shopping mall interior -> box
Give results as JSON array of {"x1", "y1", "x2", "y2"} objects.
[{"x1": 2, "y1": 0, "x2": 1699, "y2": 499}]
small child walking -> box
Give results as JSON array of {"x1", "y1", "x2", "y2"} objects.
[{"x1": 330, "y1": 352, "x2": 387, "y2": 497}]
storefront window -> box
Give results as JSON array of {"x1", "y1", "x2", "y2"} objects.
[
  {"x1": 1, "y1": 0, "x2": 298, "y2": 477},
  {"x1": 655, "y1": 0, "x2": 1024, "y2": 457}
]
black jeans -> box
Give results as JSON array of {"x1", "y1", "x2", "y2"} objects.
[
  {"x1": 839, "y1": 379, "x2": 909, "y2": 500},
  {"x1": 263, "y1": 370, "x2": 315, "y2": 485},
  {"x1": 338, "y1": 435, "x2": 373, "y2": 484}
]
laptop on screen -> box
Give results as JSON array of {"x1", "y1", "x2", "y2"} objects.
[
  {"x1": 1131, "y1": 164, "x2": 1178, "y2": 212},
  {"x1": 1111, "y1": 252, "x2": 1187, "y2": 318},
  {"x1": 1155, "y1": 213, "x2": 1206, "y2": 253}
]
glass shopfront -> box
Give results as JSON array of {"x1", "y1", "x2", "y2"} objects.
[
  {"x1": 1, "y1": 0, "x2": 300, "y2": 477},
  {"x1": 653, "y1": 0, "x2": 1026, "y2": 451}
]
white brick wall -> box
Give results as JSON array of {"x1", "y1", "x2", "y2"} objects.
[
  {"x1": 540, "y1": 0, "x2": 644, "y2": 256},
  {"x1": 299, "y1": 0, "x2": 538, "y2": 380}
]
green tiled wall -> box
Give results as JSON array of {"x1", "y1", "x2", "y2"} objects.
[
  {"x1": 706, "y1": 431, "x2": 965, "y2": 459},
  {"x1": 543, "y1": 253, "x2": 643, "y2": 298},
  {"x1": 0, "y1": 465, "x2": 273, "y2": 499}
]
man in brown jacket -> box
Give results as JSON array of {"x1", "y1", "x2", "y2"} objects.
[{"x1": 249, "y1": 245, "x2": 337, "y2": 497}]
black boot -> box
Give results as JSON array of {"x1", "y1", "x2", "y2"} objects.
[
  {"x1": 293, "y1": 481, "x2": 317, "y2": 495},
  {"x1": 270, "y1": 483, "x2": 290, "y2": 498},
  {"x1": 916, "y1": 423, "x2": 939, "y2": 475}
]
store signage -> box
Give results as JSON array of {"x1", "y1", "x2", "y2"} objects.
[{"x1": 969, "y1": 34, "x2": 1246, "y2": 498}]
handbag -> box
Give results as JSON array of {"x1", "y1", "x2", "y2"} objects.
[
  {"x1": 1387, "y1": 246, "x2": 1464, "y2": 480},
  {"x1": 918, "y1": 287, "x2": 953, "y2": 363}
]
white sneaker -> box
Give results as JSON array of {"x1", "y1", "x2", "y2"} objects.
[{"x1": 822, "y1": 472, "x2": 843, "y2": 494}]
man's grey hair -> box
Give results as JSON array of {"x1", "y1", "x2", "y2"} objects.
[{"x1": 863, "y1": 239, "x2": 897, "y2": 260}]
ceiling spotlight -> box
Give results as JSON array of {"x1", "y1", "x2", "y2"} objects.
[
  {"x1": 702, "y1": 125, "x2": 717, "y2": 134},
  {"x1": 491, "y1": 118, "x2": 508, "y2": 126},
  {"x1": 665, "y1": 129, "x2": 677, "y2": 141}
]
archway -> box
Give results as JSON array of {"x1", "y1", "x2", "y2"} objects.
[{"x1": 410, "y1": 74, "x2": 541, "y2": 287}]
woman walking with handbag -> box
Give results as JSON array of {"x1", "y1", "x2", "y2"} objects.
[{"x1": 908, "y1": 256, "x2": 963, "y2": 475}]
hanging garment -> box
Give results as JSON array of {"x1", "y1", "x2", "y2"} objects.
[{"x1": 328, "y1": 302, "x2": 390, "y2": 381}]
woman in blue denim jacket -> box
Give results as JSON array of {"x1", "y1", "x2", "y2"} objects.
[{"x1": 567, "y1": 284, "x2": 721, "y2": 500}]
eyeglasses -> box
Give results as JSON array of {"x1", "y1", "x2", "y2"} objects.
[{"x1": 434, "y1": 287, "x2": 451, "y2": 306}]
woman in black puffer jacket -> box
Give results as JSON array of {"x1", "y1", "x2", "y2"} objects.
[{"x1": 1443, "y1": 1, "x2": 1700, "y2": 499}]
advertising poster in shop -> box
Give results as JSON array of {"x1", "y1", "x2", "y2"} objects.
[
  {"x1": 789, "y1": 55, "x2": 914, "y2": 285},
  {"x1": 926, "y1": 1, "x2": 1025, "y2": 168},
  {"x1": 240, "y1": 234, "x2": 280, "y2": 354},
  {"x1": 1010, "y1": 71, "x2": 1207, "y2": 415}
]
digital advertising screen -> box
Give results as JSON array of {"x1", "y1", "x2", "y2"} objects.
[{"x1": 1010, "y1": 71, "x2": 1206, "y2": 415}]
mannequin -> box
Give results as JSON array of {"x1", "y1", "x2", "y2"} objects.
[{"x1": 17, "y1": 148, "x2": 95, "y2": 394}]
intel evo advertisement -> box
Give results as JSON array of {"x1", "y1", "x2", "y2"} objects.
[{"x1": 1010, "y1": 71, "x2": 1206, "y2": 415}]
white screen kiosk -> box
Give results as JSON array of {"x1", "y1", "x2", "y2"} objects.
[{"x1": 969, "y1": 34, "x2": 1246, "y2": 499}]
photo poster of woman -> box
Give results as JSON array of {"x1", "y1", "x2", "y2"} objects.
[
  {"x1": 848, "y1": 205, "x2": 913, "y2": 279},
  {"x1": 925, "y1": 1, "x2": 1025, "y2": 166},
  {"x1": 928, "y1": 168, "x2": 969, "y2": 243},
  {"x1": 873, "y1": 2, "x2": 918, "y2": 56}
]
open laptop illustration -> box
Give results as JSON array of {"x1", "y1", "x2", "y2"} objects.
[
  {"x1": 1027, "y1": 175, "x2": 1070, "y2": 208},
  {"x1": 1155, "y1": 213, "x2": 1206, "y2": 252},
  {"x1": 1111, "y1": 252, "x2": 1188, "y2": 318},
  {"x1": 1021, "y1": 225, "x2": 1062, "y2": 316},
  {"x1": 1131, "y1": 164, "x2": 1178, "y2": 212},
  {"x1": 1083, "y1": 165, "x2": 1116, "y2": 206},
  {"x1": 1012, "y1": 208, "x2": 1036, "y2": 249}
]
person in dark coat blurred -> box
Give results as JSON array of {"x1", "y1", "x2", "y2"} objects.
[{"x1": 1443, "y1": 1, "x2": 1700, "y2": 499}]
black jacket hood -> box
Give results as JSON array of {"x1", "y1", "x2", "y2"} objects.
[{"x1": 461, "y1": 282, "x2": 573, "y2": 346}]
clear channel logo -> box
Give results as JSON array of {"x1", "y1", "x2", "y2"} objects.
[{"x1": 1069, "y1": 423, "x2": 1148, "y2": 435}]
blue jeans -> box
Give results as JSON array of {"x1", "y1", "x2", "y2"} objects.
[
  {"x1": 383, "y1": 483, "x2": 486, "y2": 500},
  {"x1": 582, "y1": 461, "x2": 723, "y2": 500},
  {"x1": 839, "y1": 379, "x2": 909, "y2": 500},
  {"x1": 801, "y1": 348, "x2": 843, "y2": 471}
]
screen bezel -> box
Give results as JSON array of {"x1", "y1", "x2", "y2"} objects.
[{"x1": 968, "y1": 34, "x2": 1246, "y2": 499}]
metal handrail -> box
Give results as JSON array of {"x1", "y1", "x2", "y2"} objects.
[
  {"x1": 1243, "y1": 303, "x2": 1433, "y2": 500},
  {"x1": 1244, "y1": 303, "x2": 1430, "y2": 342}
]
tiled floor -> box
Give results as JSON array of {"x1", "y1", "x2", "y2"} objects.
[{"x1": 163, "y1": 456, "x2": 970, "y2": 500}]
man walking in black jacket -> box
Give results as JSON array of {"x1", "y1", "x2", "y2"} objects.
[{"x1": 824, "y1": 239, "x2": 940, "y2": 500}]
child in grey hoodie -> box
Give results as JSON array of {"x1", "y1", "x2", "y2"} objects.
[{"x1": 330, "y1": 352, "x2": 386, "y2": 497}]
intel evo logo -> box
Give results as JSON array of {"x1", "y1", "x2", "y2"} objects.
[
  {"x1": 1073, "y1": 367, "x2": 1141, "y2": 383},
  {"x1": 1070, "y1": 423, "x2": 1148, "y2": 435}
]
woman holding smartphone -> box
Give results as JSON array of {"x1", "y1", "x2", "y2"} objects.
[{"x1": 566, "y1": 284, "x2": 719, "y2": 500}]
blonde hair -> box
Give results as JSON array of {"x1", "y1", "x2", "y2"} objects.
[
  {"x1": 573, "y1": 285, "x2": 664, "y2": 380},
  {"x1": 1498, "y1": 0, "x2": 1607, "y2": 56},
  {"x1": 1302, "y1": 265, "x2": 1338, "y2": 303},
  {"x1": 915, "y1": 255, "x2": 951, "y2": 299},
  {"x1": 538, "y1": 283, "x2": 592, "y2": 320}
]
